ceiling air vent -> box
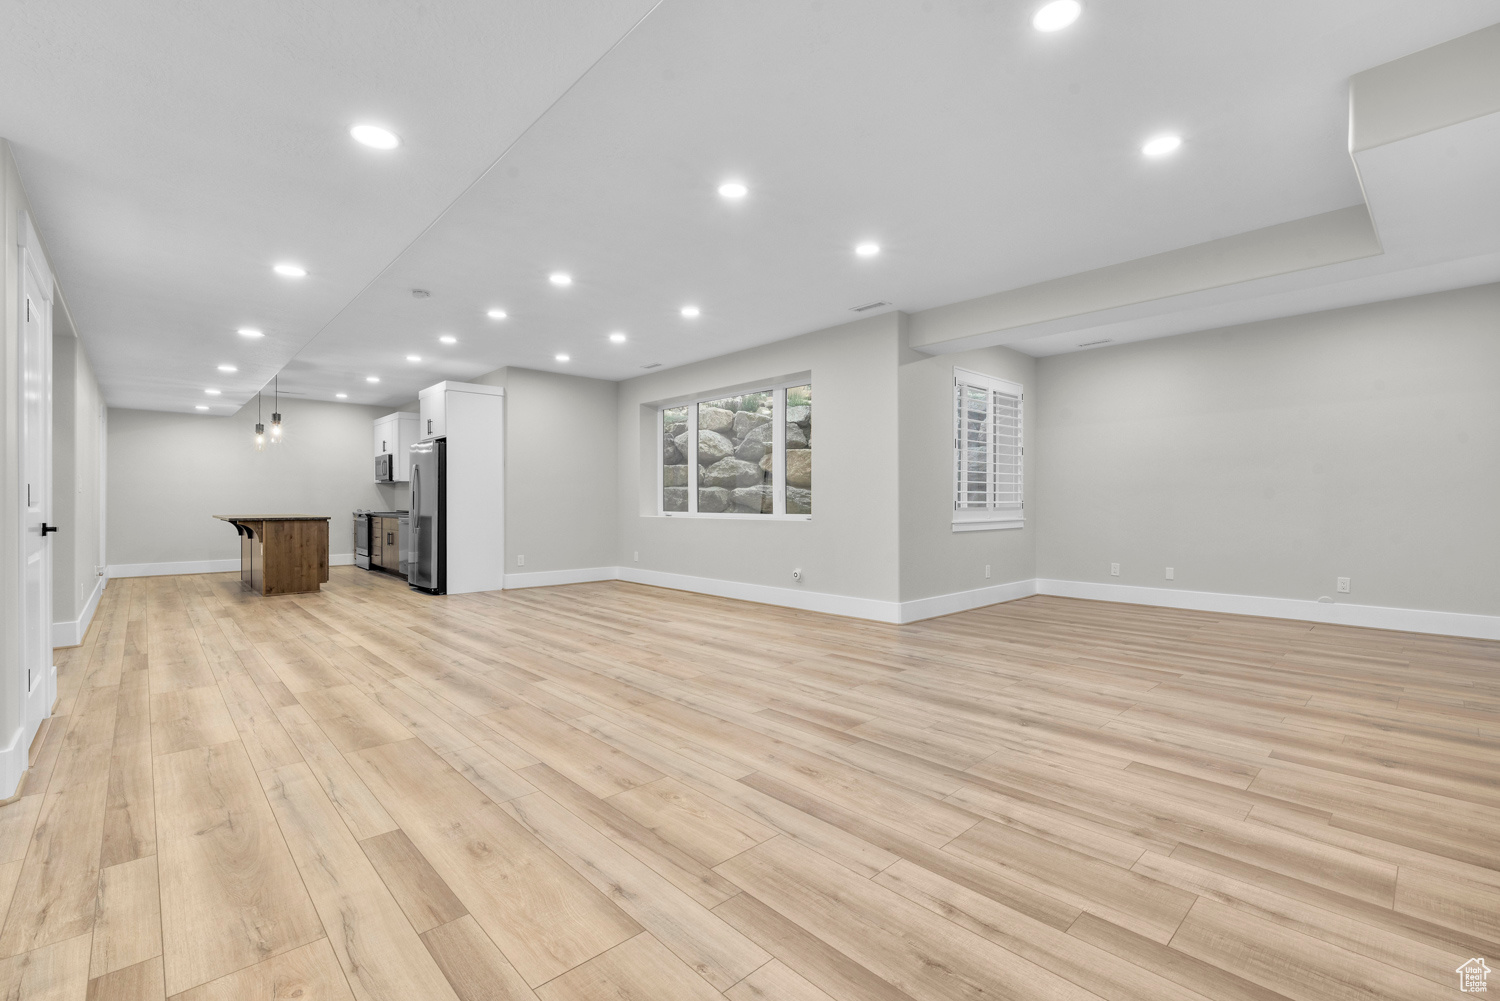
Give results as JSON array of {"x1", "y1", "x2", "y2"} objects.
[
  {"x1": 849, "y1": 300, "x2": 891, "y2": 313},
  {"x1": 411, "y1": 289, "x2": 431, "y2": 299},
  {"x1": 641, "y1": 363, "x2": 662, "y2": 370},
  {"x1": 1077, "y1": 338, "x2": 1114, "y2": 348}
]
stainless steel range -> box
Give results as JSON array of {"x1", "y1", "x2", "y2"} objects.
[{"x1": 353, "y1": 510, "x2": 372, "y2": 569}]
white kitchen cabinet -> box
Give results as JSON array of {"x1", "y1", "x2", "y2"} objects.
[
  {"x1": 373, "y1": 411, "x2": 418, "y2": 481},
  {"x1": 418, "y1": 385, "x2": 446, "y2": 439}
]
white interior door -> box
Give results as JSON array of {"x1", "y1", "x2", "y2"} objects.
[{"x1": 19, "y1": 230, "x2": 55, "y2": 740}]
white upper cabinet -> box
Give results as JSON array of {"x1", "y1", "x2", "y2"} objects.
[
  {"x1": 419, "y1": 384, "x2": 446, "y2": 439},
  {"x1": 373, "y1": 411, "x2": 418, "y2": 481}
]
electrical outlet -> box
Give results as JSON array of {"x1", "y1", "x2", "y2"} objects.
[
  {"x1": 633, "y1": 551, "x2": 639, "y2": 563},
  {"x1": 516, "y1": 555, "x2": 525, "y2": 567},
  {"x1": 1337, "y1": 577, "x2": 1350, "y2": 593},
  {"x1": 984, "y1": 564, "x2": 991, "y2": 579},
  {"x1": 1165, "y1": 567, "x2": 1174, "y2": 580},
  {"x1": 1110, "y1": 563, "x2": 1120, "y2": 576}
]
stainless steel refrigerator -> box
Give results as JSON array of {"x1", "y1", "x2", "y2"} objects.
[{"x1": 408, "y1": 438, "x2": 446, "y2": 593}]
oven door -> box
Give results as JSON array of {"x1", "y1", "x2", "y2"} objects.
[{"x1": 353, "y1": 513, "x2": 371, "y2": 569}]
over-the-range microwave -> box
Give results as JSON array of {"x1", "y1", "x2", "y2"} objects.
[{"x1": 374, "y1": 453, "x2": 394, "y2": 482}]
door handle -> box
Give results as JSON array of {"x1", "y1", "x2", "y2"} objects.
[{"x1": 41, "y1": 523, "x2": 59, "y2": 535}]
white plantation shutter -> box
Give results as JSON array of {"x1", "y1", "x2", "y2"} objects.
[{"x1": 953, "y1": 369, "x2": 1024, "y2": 530}]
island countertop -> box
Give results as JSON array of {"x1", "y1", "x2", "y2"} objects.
[{"x1": 213, "y1": 514, "x2": 331, "y2": 522}]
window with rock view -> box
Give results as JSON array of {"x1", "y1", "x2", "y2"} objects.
[
  {"x1": 785, "y1": 385, "x2": 811, "y2": 513},
  {"x1": 657, "y1": 382, "x2": 811, "y2": 517},
  {"x1": 697, "y1": 392, "x2": 774, "y2": 514},
  {"x1": 662, "y1": 405, "x2": 690, "y2": 511}
]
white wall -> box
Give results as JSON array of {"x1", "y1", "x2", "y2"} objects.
[
  {"x1": 616, "y1": 312, "x2": 903, "y2": 604},
  {"x1": 471, "y1": 366, "x2": 619, "y2": 577},
  {"x1": 1034, "y1": 282, "x2": 1500, "y2": 617},
  {"x1": 51, "y1": 317, "x2": 106, "y2": 638},
  {"x1": 108, "y1": 396, "x2": 402, "y2": 571},
  {"x1": 899, "y1": 331, "x2": 1037, "y2": 601}
]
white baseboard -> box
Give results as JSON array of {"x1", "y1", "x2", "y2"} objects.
[
  {"x1": 108, "y1": 552, "x2": 355, "y2": 579},
  {"x1": 896, "y1": 578, "x2": 1039, "y2": 624},
  {"x1": 0, "y1": 710, "x2": 44, "y2": 800},
  {"x1": 613, "y1": 568, "x2": 1038, "y2": 624},
  {"x1": 617, "y1": 566, "x2": 905, "y2": 622},
  {"x1": 504, "y1": 567, "x2": 619, "y2": 589},
  {"x1": 1036, "y1": 579, "x2": 1500, "y2": 641},
  {"x1": 607, "y1": 570, "x2": 1499, "y2": 637},
  {"x1": 108, "y1": 558, "x2": 240, "y2": 577},
  {"x1": 99, "y1": 555, "x2": 1498, "y2": 640},
  {"x1": 51, "y1": 574, "x2": 107, "y2": 647},
  {"x1": 0, "y1": 724, "x2": 25, "y2": 801}
]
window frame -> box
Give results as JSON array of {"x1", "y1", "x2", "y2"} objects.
[
  {"x1": 656, "y1": 377, "x2": 812, "y2": 520},
  {"x1": 952, "y1": 367, "x2": 1024, "y2": 532}
]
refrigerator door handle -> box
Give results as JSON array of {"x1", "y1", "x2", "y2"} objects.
[{"x1": 409, "y1": 466, "x2": 422, "y2": 584}]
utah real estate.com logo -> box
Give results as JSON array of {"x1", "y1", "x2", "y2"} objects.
[{"x1": 1458, "y1": 958, "x2": 1491, "y2": 993}]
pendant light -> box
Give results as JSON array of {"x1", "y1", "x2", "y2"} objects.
[
  {"x1": 253, "y1": 392, "x2": 267, "y2": 451},
  {"x1": 270, "y1": 376, "x2": 284, "y2": 444}
]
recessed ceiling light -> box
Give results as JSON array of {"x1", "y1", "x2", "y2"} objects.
[
  {"x1": 335, "y1": 393, "x2": 348, "y2": 399},
  {"x1": 406, "y1": 354, "x2": 422, "y2": 362},
  {"x1": 548, "y1": 272, "x2": 572, "y2": 286},
  {"x1": 717, "y1": 181, "x2": 748, "y2": 199},
  {"x1": 1142, "y1": 134, "x2": 1183, "y2": 157},
  {"x1": 680, "y1": 305, "x2": 700, "y2": 318},
  {"x1": 1032, "y1": 0, "x2": 1081, "y2": 32},
  {"x1": 555, "y1": 353, "x2": 570, "y2": 362},
  {"x1": 439, "y1": 335, "x2": 457, "y2": 345},
  {"x1": 217, "y1": 364, "x2": 237, "y2": 372},
  {"x1": 350, "y1": 124, "x2": 400, "y2": 149},
  {"x1": 237, "y1": 327, "x2": 263, "y2": 338},
  {"x1": 273, "y1": 263, "x2": 307, "y2": 278},
  {"x1": 486, "y1": 308, "x2": 507, "y2": 319},
  {"x1": 609, "y1": 332, "x2": 627, "y2": 343},
  {"x1": 205, "y1": 388, "x2": 221, "y2": 395},
  {"x1": 855, "y1": 241, "x2": 881, "y2": 257},
  {"x1": 195, "y1": 405, "x2": 209, "y2": 411},
  {"x1": 366, "y1": 376, "x2": 380, "y2": 383}
]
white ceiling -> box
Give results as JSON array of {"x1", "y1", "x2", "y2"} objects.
[{"x1": 4, "y1": 0, "x2": 1498, "y2": 412}]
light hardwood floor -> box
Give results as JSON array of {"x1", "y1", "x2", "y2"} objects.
[{"x1": 4, "y1": 567, "x2": 1498, "y2": 999}]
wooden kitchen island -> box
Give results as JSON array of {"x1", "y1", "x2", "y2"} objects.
[{"x1": 214, "y1": 515, "x2": 330, "y2": 595}]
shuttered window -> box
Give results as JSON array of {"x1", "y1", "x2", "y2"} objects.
[{"x1": 953, "y1": 368, "x2": 1024, "y2": 531}]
